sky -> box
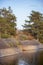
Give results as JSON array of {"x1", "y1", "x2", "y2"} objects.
[{"x1": 0, "y1": 0, "x2": 43, "y2": 30}]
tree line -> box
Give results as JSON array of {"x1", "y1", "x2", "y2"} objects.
[{"x1": 0, "y1": 7, "x2": 43, "y2": 43}]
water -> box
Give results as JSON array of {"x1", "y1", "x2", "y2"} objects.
[{"x1": 0, "y1": 50, "x2": 43, "y2": 65}]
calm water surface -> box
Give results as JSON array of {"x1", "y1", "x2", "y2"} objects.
[{"x1": 0, "y1": 50, "x2": 43, "y2": 65}]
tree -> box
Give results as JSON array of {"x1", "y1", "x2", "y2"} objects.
[
  {"x1": 23, "y1": 11, "x2": 43, "y2": 43},
  {"x1": 0, "y1": 7, "x2": 16, "y2": 38}
]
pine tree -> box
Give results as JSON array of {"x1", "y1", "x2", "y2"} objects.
[
  {"x1": 23, "y1": 11, "x2": 43, "y2": 43},
  {"x1": 0, "y1": 7, "x2": 16, "y2": 38}
]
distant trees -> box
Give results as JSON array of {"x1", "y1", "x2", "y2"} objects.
[
  {"x1": 0, "y1": 7, "x2": 16, "y2": 38},
  {"x1": 23, "y1": 11, "x2": 43, "y2": 43}
]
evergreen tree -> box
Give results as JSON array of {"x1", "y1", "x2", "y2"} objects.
[
  {"x1": 23, "y1": 11, "x2": 43, "y2": 43},
  {"x1": 0, "y1": 7, "x2": 16, "y2": 38}
]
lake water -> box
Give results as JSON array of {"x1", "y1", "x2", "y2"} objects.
[{"x1": 0, "y1": 50, "x2": 43, "y2": 65}]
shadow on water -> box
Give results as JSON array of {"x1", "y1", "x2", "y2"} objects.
[{"x1": 0, "y1": 50, "x2": 43, "y2": 65}]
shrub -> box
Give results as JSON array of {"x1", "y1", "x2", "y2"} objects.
[{"x1": 1, "y1": 34, "x2": 11, "y2": 38}]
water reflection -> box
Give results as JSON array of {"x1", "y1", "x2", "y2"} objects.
[
  {"x1": 18, "y1": 59, "x2": 29, "y2": 65},
  {"x1": 0, "y1": 51, "x2": 43, "y2": 65}
]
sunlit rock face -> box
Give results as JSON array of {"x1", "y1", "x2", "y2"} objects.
[
  {"x1": 0, "y1": 48, "x2": 19, "y2": 57},
  {"x1": 0, "y1": 38, "x2": 43, "y2": 57},
  {"x1": 0, "y1": 38, "x2": 17, "y2": 49},
  {"x1": 19, "y1": 39, "x2": 40, "y2": 45},
  {"x1": 19, "y1": 39, "x2": 43, "y2": 51},
  {"x1": 0, "y1": 38, "x2": 42, "y2": 49},
  {"x1": 0, "y1": 38, "x2": 20, "y2": 57},
  {"x1": 0, "y1": 39, "x2": 9, "y2": 49}
]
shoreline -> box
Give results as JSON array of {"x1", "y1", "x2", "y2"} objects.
[{"x1": 0, "y1": 47, "x2": 43, "y2": 58}]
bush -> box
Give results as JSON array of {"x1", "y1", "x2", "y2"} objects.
[
  {"x1": 1, "y1": 33, "x2": 11, "y2": 38},
  {"x1": 19, "y1": 35, "x2": 28, "y2": 40}
]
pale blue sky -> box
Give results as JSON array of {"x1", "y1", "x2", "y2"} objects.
[{"x1": 0, "y1": 0, "x2": 43, "y2": 29}]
